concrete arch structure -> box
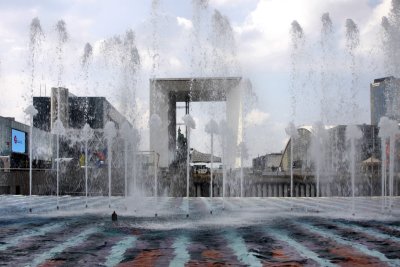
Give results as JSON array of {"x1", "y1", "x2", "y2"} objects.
[{"x1": 149, "y1": 77, "x2": 251, "y2": 168}]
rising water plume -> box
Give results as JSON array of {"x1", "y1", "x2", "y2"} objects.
[
  {"x1": 345, "y1": 19, "x2": 360, "y2": 123},
  {"x1": 55, "y1": 20, "x2": 69, "y2": 87},
  {"x1": 81, "y1": 42, "x2": 93, "y2": 95},
  {"x1": 320, "y1": 13, "x2": 334, "y2": 123},
  {"x1": 289, "y1": 20, "x2": 304, "y2": 121},
  {"x1": 29, "y1": 17, "x2": 44, "y2": 99}
]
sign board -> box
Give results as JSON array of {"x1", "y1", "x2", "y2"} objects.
[{"x1": 11, "y1": 129, "x2": 26, "y2": 154}]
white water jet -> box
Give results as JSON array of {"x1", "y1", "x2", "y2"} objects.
[
  {"x1": 28, "y1": 17, "x2": 44, "y2": 101},
  {"x1": 131, "y1": 128, "x2": 139, "y2": 196},
  {"x1": 237, "y1": 142, "x2": 248, "y2": 198},
  {"x1": 55, "y1": 20, "x2": 68, "y2": 87},
  {"x1": 51, "y1": 119, "x2": 65, "y2": 209},
  {"x1": 285, "y1": 122, "x2": 299, "y2": 197},
  {"x1": 378, "y1": 117, "x2": 398, "y2": 211},
  {"x1": 104, "y1": 121, "x2": 116, "y2": 208},
  {"x1": 346, "y1": 125, "x2": 362, "y2": 214},
  {"x1": 345, "y1": 19, "x2": 360, "y2": 122},
  {"x1": 381, "y1": 2, "x2": 400, "y2": 77},
  {"x1": 219, "y1": 120, "x2": 230, "y2": 205},
  {"x1": 182, "y1": 114, "x2": 195, "y2": 216},
  {"x1": 320, "y1": 13, "x2": 334, "y2": 123},
  {"x1": 120, "y1": 122, "x2": 133, "y2": 198},
  {"x1": 149, "y1": 114, "x2": 161, "y2": 199},
  {"x1": 24, "y1": 105, "x2": 38, "y2": 196},
  {"x1": 289, "y1": 20, "x2": 304, "y2": 121},
  {"x1": 81, "y1": 123, "x2": 93, "y2": 207},
  {"x1": 205, "y1": 119, "x2": 219, "y2": 199},
  {"x1": 81, "y1": 43, "x2": 93, "y2": 96},
  {"x1": 312, "y1": 122, "x2": 326, "y2": 197}
]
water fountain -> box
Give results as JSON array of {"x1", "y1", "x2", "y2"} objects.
[
  {"x1": 238, "y1": 142, "x2": 248, "y2": 198},
  {"x1": 120, "y1": 122, "x2": 132, "y2": 198},
  {"x1": 182, "y1": 114, "x2": 195, "y2": 217},
  {"x1": 1, "y1": 1, "x2": 400, "y2": 265},
  {"x1": 51, "y1": 119, "x2": 65, "y2": 209},
  {"x1": 205, "y1": 119, "x2": 218, "y2": 199},
  {"x1": 346, "y1": 125, "x2": 362, "y2": 214},
  {"x1": 149, "y1": 114, "x2": 161, "y2": 216},
  {"x1": 379, "y1": 116, "x2": 399, "y2": 212},
  {"x1": 24, "y1": 105, "x2": 38, "y2": 196},
  {"x1": 104, "y1": 121, "x2": 116, "y2": 208},
  {"x1": 81, "y1": 123, "x2": 93, "y2": 207},
  {"x1": 285, "y1": 122, "x2": 299, "y2": 197}
]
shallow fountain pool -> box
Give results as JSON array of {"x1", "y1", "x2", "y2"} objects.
[{"x1": 0, "y1": 196, "x2": 399, "y2": 266}]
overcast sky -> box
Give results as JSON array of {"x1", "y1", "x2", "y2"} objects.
[{"x1": 0, "y1": 0, "x2": 394, "y2": 162}]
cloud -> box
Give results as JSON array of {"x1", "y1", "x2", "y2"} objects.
[
  {"x1": 245, "y1": 109, "x2": 270, "y2": 126},
  {"x1": 176, "y1": 16, "x2": 193, "y2": 30}
]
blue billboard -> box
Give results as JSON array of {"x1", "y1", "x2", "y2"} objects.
[{"x1": 11, "y1": 129, "x2": 26, "y2": 154}]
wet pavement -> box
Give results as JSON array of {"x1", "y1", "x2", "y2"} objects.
[{"x1": 0, "y1": 196, "x2": 399, "y2": 266}]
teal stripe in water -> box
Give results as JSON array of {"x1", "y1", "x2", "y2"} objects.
[
  {"x1": 104, "y1": 236, "x2": 137, "y2": 267},
  {"x1": 169, "y1": 235, "x2": 190, "y2": 267},
  {"x1": 333, "y1": 221, "x2": 400, "y2": 244},
  {"x1": 224, "y1": 230, "x2": 262, "y2": 267},
  {"x1": 299, "y1": 222, "x2": 400, "y2": 267},
  {"x1": 0, "y1": 222, "x2": 65, "y2": 251},
  {"x1": 30, "y1": 227, "x2": 99, "y2": 267},
  {"x1": 268, "y1": 229, "x2": 337, "y2": 267}
]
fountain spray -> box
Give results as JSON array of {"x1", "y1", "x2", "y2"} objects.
[
  {"x1": 205, "y1": 119, "x2": 219, "y2": 199},
  {"x1": 312, "y1": 122, "x2": 326, "y2": 198},
  {"x1": 182, "y1": 114, "x2": 196, "y2": 217},
  {"x1": 82, "y1": 124, "x2": 93, "y2": 208},
  {"x1": 219, "y1": 120, "x2": 229, "y2": 208},
  {"x1": 120, "y1": 122, "x2": 133, "y2": 198},
  {"x1": 52, "y1": 119, "x2": 65, "y2": 210},
  {"x1": 25, "y1": 105, "x2": 38, "y2": 196},
  {"x1": 378, "y1": 117, "x2": 398, "y2": 212},
  {"x1": 285, "y1": 122, "x2": 299, "y2": 197},
  {"x1": 346, "y1": 125, "x2": 362, "y2": 215},
  {"x1": 149, "y1": 114, "x2": 161, "y2": 216},
  {"x1": 104, "y1": 121, "x2": 116, "y2": 208},
  {"x1": 238, "y1": 142, "x2": 248, "y2": 198}
]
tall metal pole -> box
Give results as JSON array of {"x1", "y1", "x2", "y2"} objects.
[
  {"x1": 210, "y1": 133, "x2": 213, "y2": 198},
  {"x1": 389, "y1": 135, "x2": 395, "y2": 209},
  {"x1": 124, "y1": 140, "x2": 128, "y2": 198},
  {"x1": 381, "y1": 138, "x2": 386, "y2": 211},
  {"x1": 154, "y1": 151, "x2": 158, "y2": 198},
  {"x1": 108, "y1": 140, "x2": 112, "y2": 208},
  {"x1": 186, "y1": 129, "x2": 190, "y2": 199},
  {"x1": 56, "y1": 133, "x2": 59, "y2": 209},
  {"x1": 240, "y1": 147, "x2": 243, "y2": 198},
  {"x1": 85, "y1": 138, "x2": 88, "y2": 207},
  {"x1": 133, "y1": 153, "x2": 137, "y2": 194},
  {"x1": 290, "y1": 138, "x2": 293, "y2": 197},
  {"x1": 29, "y1": 117, "x2": 33, "y2": 196}
]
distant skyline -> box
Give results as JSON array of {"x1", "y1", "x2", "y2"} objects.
[{"x1": 0, "y1": 0, "x2": 394, "y2": 162}]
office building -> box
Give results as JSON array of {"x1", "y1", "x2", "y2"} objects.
[{"x1": 370, "y1": 76, "x2": 400, "y2": 125}]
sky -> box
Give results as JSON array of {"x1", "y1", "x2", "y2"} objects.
[{"x1": 0, "y1": 0, "x2": 394, "y2": 163}]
